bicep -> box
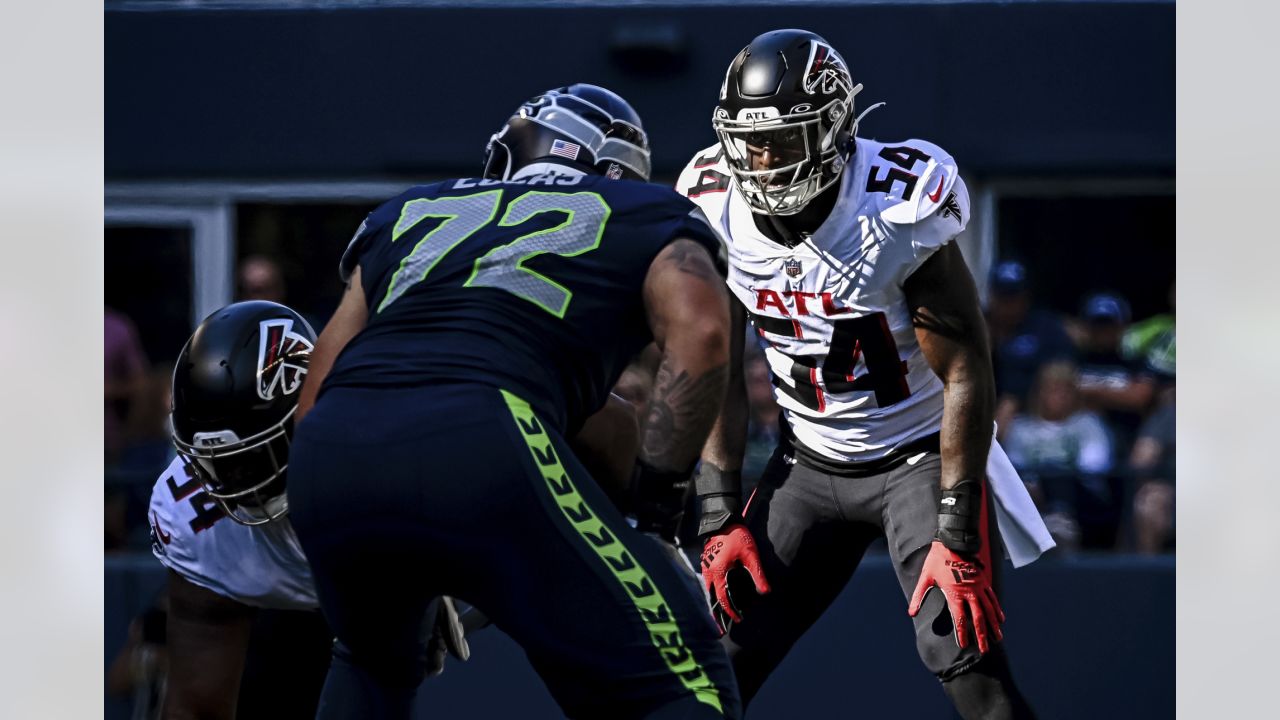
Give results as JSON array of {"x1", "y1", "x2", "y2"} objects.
[
  {"x1": 326, "y1": 266, "x2": 370, "y2": 336},
  {"x1": 904, "y1": 242, "x2": 992, "y2": 380},
  {"x1": 165, "y1": 571, "x2": 255, "y2": 719},
  {"x1": 642, "y1": 238, "x2": 730, "y2": 356}
]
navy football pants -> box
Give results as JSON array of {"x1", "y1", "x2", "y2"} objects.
[{"x1": 288, "y1": 383, "x2": 739, "y2": 720}]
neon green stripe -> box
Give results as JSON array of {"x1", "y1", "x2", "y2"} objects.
[{"x1": 500, "y1": 389, "x2": 723, "y2": 715}]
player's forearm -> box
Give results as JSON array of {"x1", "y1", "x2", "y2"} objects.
[
  {"x1": 297, "y1": 269, "x2": 368, "y2": 423},
  {"x1": 938, "y1": 359, "x2": 996, "y2": 491},
  {"x1": 701, "y1": 377, "x2": 748, "y2": 474},
  {"x1": 701, "y1": 304, "x2": 749, "y2": 474},
  {"x1": 694, "y1": 367, "x2": 748, "y2": 536},
  {"x1": 297, "y1": 324, "x2": 354, "y2": 422},
  {"x1": 165, "y1": 573, "x2": 253, "y2": 720},
  {"x1": 638, "y1": 344, "x2": 730, "y2": 474}
]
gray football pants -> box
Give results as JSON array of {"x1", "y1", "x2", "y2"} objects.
[{"x1": 722, "y1": 441, "x2": 1004, "y2": 707}]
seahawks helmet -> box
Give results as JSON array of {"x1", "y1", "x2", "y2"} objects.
[
  {"x1": 482, "y1": 83, "x2": 651, "y2": 182},
  {"x1": 170, "y1": 301, "x2": 315, "y2": 526},
  {"x1": 713, "y1": 29, "x2": 882, "y2": 216}
]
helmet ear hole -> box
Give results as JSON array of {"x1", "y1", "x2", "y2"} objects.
[{"x1": 835, "y1": 129, "x2": 854, "y2": 156}]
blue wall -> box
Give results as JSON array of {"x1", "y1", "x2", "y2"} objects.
[
  {"x1": 107, "y1": 553, "x2": 1174, "y2": 719},
  {"x1": 106, "y1": 1, "x2": 1174, "y2": 180}
]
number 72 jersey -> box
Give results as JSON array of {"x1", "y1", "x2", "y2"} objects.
[{"x1": 678, "y1": 136, "x2": 971, "y2": 462}]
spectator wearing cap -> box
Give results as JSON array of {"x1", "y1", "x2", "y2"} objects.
[
  {"x1": 1122, "y1": 279, "x2": 1176, "y2": 391},
  {"x1": 984, "y1": 259, "x2": 1077, "y2": 439},
  {"x1": 1074, "y1": 291, "x2": 1157, "y2": 460}
]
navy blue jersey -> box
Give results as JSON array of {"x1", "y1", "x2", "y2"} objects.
[{"x1": 323, "y1": 174, "x2": 723, "y2": 434}]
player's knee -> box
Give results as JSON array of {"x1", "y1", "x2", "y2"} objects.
[
  {"x1": 938, "y1": 646, "x2": 1035, "y2": 720},
  {"x1": 911, "y1": 587, "x2": 984, "y2": 679}
]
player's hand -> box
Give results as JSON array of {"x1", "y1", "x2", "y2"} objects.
[
  {"x1": 425, "y1": 596, "x2": 471, "y2": 677},
  {"x1": 908, "y1": 540, "x2": 1006, "y2": 654},
  {"x1": 700, "y1": 524, "x2": 770, "y2": 633}
]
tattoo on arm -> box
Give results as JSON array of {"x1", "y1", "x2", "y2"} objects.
[
  {"x1": 639, "y1": 359, "x2": 730, "y2": 472},
  {"x1": 660, "y1": 239, "x2": 720, "y2": 283}
]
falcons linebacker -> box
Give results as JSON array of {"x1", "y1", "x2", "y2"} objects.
[
  {"x1": 149, "y1": 301, "x2": 472, "y2": 718},
  {"x1": 678, "y1": 29, "x2": 1054, "y2": 718}
]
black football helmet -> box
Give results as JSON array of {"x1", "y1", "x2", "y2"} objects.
[
  {"x1": 714, "y1": 29, "x2": 882, "y2": 216},
  {"x1": 482, "y1": 83, "x2": 651, "y2": 182},
  {"x1": 170, "y1": 301, "x2": 316, "y2": 526}
]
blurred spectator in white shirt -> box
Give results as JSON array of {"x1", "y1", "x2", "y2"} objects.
[{"x1": 1004, "y1": 361, "x2": 1114, "y2": 551}]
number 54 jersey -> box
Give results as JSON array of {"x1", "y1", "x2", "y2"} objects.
[{"x1": 678, "y1": 137, "x2": 970, "y2": 463}]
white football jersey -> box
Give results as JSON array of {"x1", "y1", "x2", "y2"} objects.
[
  {"x1": 148, "y1": 456, "x2": 318, "y2": 610},
  {"x1": 677, "y1": 136, "x2": 971, "y2": 462}
]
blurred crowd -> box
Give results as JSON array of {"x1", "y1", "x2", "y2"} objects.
[{"x1": 106, "y1": 256, "x2": 1174, "y2": 557}]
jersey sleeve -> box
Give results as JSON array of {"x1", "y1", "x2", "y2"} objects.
[
  {"x1": 148, "y1": 459, "x2": 209, "y2": 586},
  {"x1": 338, "y1": 214, "x2": 375, "y2": 284},
  {"x1": 903, "y1": 173, "x2": 971, "y2": 280},
  {"x1": 148, "y1": 457, "x2": 318, "y2": 610},
  {"x1": 633, "y1": 184, "x2": 730, "y2": 277},
  {"x1": 675, "y1": 202, "x2": 729, "y2": 276}
]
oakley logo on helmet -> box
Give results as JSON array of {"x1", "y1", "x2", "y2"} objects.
[{"x1": 256, "y1": 318, "x2": 314, "y2": 401}]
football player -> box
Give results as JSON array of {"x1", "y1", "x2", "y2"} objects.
[
  {"x1": 678, "y1": 30, "x2": 1055, "y2": 718},
  {"x1": 288, "y1": 84, "x2": 741, "y2": 719},
  {"x1": 150, "y1": 300, "x2": 476, "y2": 719}
]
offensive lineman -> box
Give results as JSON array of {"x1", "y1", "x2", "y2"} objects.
[
  {"x1": 149, "y1": 301, "x2": 473, "y2": 718},
  {"x1": 288, "y1": 84, "x2": 740, "y2": 719},
  {"x1": 677, "y1": 30, "x2": 1055, "y2": 718}
]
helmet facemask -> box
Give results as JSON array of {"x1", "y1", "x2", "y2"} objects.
[
  {"x1": 714, "y1": 96, "x2": 855, "y2": 216},
  {"x1": 172, "y1": 406, "x2": 295, "y2": 526}
]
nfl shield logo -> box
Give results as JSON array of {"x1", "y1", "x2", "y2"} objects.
[{"x1": 784, "y1": 258, "x2": 802, "y2": 278}]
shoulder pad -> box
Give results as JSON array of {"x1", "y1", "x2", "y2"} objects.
[
  {"x1": 869, "y1": 138, "x2": 961, "y2": 225},
  {"x1": 675, "y1": 143, "x2": 733, "y2": 203}
]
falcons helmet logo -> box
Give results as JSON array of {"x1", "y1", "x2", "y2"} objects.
[{"x1": 256, "y1": 318, "x2": 314, "y2": 401}]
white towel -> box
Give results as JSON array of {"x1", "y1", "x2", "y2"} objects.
[{"x1": 987, "y1": 438, "x2": 1056, "y2": 567}]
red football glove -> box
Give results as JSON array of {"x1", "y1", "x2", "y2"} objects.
[
  {"x1": 908, "y1": 540, "x2": 1006, "y2": 654},
  {"x1": 700, "y1": 524, "x2": 770, "y2": 633}
]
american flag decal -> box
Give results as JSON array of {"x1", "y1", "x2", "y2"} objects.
[{"x1": 549, "y1": 139, "x2": 580, "y2": 161}]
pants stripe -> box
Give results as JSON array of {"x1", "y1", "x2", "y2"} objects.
[{"x1": 500, "y1": 389, "x2": 723, "y2": 715}]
